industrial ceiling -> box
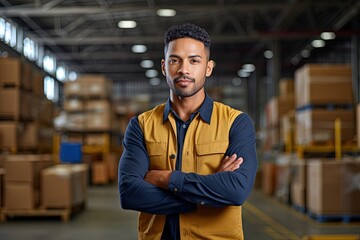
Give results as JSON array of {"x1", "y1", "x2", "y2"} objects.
[{"x1": 1, "y1": 0, "x2": 359, "y2": 85}]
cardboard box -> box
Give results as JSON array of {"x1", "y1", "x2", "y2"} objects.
[
  {"x1": 262, "y1": 162, "x2": 277, "y2": 196},
  {"x1": 84, "y1": 100, "x2": 112, "y2": 131},
  {"x1": 0, "y1": 121, "x2": 20, "y2": 149},
  {"x1": 295, "y1": 109, "x2": 355, "y2": 145},
  {"x1": 4, "y1": 155, "x2": 52, "y2": 182},
  {"x1": 0, "y1": 88, "x2": 22, "y2": 120},
  {"x1": 78, "y1": 74, "x2": 111, "y2": 97},
  {"x1": 64, "y1": 98, "x2": 83, "y2": 112},
  {"x1": 22, "y1": 61, "x2": 33, "y2": 91},
  {"x1": 275, "y1": 162, "x2": 291, "y2": 204},
  {"x1": 63, "y1": 81, "x2": 84, "y2": 97},
  {"x1": 307, "y1": 159, "x2": 360, "y2": 215},
  {"x1": 290, "y1": 160, "x2": 307, "y2": 208},
  {"x1": 0, "y1": 168, "x2": 5, "y2": 207},
  {"x1": 33, "y1": 69, "x2": 45, "y2": 96},
  {"x1": 19, "y1": 122, "x2": 38, "y2": 149},
  {"x1": 5, "y1": 182, "x2": 39, "y2": 210},
  {"x1": 92, "y1": 161, "x2": 109, "y2": 184},
  {"x1": 266, "y1": 95, "x2": 295, "y2": 127},
  {"x1": 0, "y1": 58, "x2": 22, "y2": 87},
  {"x1": 279, "y1": 78, "x2": 294, "y2": 97},
  {"x1": 42, "y1": 165, "x2": 85, "y2": 208},
  {"x1": 66, "y1": 113, "x2": 86, "y2": 131},
  {"x1": 295, "y1": 64, "x2": 352, "y2": 108}
]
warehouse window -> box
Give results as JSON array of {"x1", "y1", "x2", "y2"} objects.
[
  {"x1": 43, "y1": 55, "x2": 56, "y2": 74},
  {"x1": 56, "y1": 66, "x2": 66, "y2": 81},
  {"x1": 0, "y1": 19, "x2": 17, "y2": 48},
  {"x1": 44, "y1": 76, "x2": 59, "y2": 102},
  {"x1": 0, "y1": 18, "x2": 5, "y2": 40},
  {"x1": 23, "y1": 37, "x2": 38, "y2": 61}
]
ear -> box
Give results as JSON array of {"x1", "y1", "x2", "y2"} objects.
[
  {"x1": 161, "y1": 59, "x2": 166, "y2": 76},
  {"x1": 206, "y1": 60, "x2": 214, "y2": 77}
]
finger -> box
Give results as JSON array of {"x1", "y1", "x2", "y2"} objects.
[
  {"x1": 221, "y1": 154, "x2": 237, "y2": 170},
  {"x1": 228, "y1": 157, "x2": 244, "y2": 171}
]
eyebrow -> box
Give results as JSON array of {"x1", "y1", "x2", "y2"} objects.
[{"x1": 168, "y1": 54, "x2": 203, "y2": 59}]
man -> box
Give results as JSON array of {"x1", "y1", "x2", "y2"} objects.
[{"x1": 118, "y1": 23, "x2": 258, "y2": 240}]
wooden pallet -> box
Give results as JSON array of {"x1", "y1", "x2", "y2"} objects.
[{"x1": 0, "y1": 203, "x2": 85, "y2": 222}]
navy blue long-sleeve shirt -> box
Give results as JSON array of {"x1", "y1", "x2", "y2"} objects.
[{"x1": 118, "y1": 95, "x2": 258, "y2": 239}]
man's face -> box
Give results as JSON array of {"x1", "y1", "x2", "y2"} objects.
[{"x1": 161, "y1": 38, "x2": 214, "y2": 98}]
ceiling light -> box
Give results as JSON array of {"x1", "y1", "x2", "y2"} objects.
[
  {"x1": 68, "y1": 71, "x2": 77, "y2": 81},
  {"x1": 132, "y1": 44, "x2": 147, "y2": 53},
  {"x1": 149, "y1": 78, "x2": 161, "y2": 86},
  {"x1": 311, "y1": 39, "x2": 325, "y2": 48},
  {"x1": 145, "y1": 69, "x2": 158, "y2": 78},
  {"x1": 156, "y1": 9, "x2": 176, "y2": 17},
  {"x1": 300, "y1": 49, "x2": 311, "y2": 58},
  {"x1": 320, "y1": 32, "x2": 336, "y2": 40},
  {"x1": 232, "y1": 77, "x2": 242, "y2": 86},
  {"x1": 237, "y1": 69, "x2": 251, "y2": 78},
  {"x1": 242, "y1": 64, "x2": 256, "y2": 72},
  {"x1": 291, "y1": 56, "x2": 300, "y2": 65},
  {"x1": 263, "y1": 50, "x2": 273, "y2": 59},
  {"x1": 140, "y1": 60, "x2": 154, "y2": 68},
  {"x1": 118, "y1": 20, "x2": 137, "y2": 29}
]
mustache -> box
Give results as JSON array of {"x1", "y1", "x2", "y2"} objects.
[{"x1": 173, "y1": 75, "x2": 195, "y2": 82}]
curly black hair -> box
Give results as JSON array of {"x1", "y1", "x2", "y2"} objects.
[{"x1": 164, "y1": 23, "x2": 211, "y2": 57}]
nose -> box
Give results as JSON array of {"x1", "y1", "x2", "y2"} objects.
[{"x1": 177, "y1": 61, "x2": 190, "y2": 75}]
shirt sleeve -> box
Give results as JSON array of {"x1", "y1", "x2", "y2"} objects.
[
  {"x1": 118, "y1": 116, "x2": 196, "y2": 215},
  {"x1": 168, "y1": 113, "x2": 258, "y2": 207}
]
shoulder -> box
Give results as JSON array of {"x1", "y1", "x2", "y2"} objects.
[
  {"x1": 213, "y1": 101, "x2": 242, "y2": 120},
  {"x1": 138, "y1": 104, "x2": 165, "y2": 121}
]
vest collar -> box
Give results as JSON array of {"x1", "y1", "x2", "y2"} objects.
[{"x1": 163, "y1": 93, "x2": 213, "y2": 124}]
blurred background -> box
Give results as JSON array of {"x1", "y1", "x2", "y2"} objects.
[{"x1": 0, "y1": 1, "x2": 360, "y2": 240}]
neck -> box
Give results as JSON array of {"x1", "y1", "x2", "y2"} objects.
[{"x1": 170, "y1": 90, "x2": 205, "y2": 121}]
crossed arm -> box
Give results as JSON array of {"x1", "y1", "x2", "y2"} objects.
[
  {"x1": 144, "y1": 153, "x2": 243, "y2": 189},
  {"x1": 118, "y1": 113, "x2": 257, "y2": 214}
]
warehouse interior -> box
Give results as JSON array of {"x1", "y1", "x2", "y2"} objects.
[{"x1": 0, "y1": 0, "x2": 360, "y2": 239}]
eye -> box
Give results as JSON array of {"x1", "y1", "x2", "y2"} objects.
[
  {"x1": 190, "y1": 59, "x2": 201, "y2": 64},
  {"x1": 169, "y1": 59, "x2": 179, "y2": 64}
]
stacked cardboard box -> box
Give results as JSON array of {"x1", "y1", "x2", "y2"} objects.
[
  {"x1": 264, "y1": 78, "x2": 295, "y2": 150},
  {"x1": 4, "y1": 154, "x2": 53, "y2": 210},
  {"x1": 0, "y1": 58, "x2": 55, "y2": 152},
  {"x1": 307, "y1": 159, "x2": 360, "y2": 215},
  {"x1": 290, "y1": 160, "x2": 307, "y2": 210},
  {"x1": 42, "y1": 164, "x2": 88, "y2": 208},
  {"x1": 294, "y1": 64, "x2": 354, "y2": 145},
  {"x1": 62, "y1": 75, "x2": 114, "y2": 131}
]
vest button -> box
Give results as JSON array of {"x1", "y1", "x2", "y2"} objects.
[{"x1": 170, "y1": 154, "x2": 176, "y2": 159}]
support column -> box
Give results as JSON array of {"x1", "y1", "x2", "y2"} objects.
[
  {"x1": 351, "y1": 35, "x2": 360, "y2": 104},
  {"x1": 266, "y1": 41, "x2": 281, "y2": 101}
]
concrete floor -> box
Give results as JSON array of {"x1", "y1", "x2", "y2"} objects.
[{"x1": 0, "y1": 184, "x2": 359, "y2": 240}]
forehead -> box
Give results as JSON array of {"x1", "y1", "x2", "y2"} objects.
[{"x1": 166, "y1": 38, "x2": 207, "y2": 57}]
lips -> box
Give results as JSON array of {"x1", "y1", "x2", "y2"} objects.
[{"x1": 174, "y1": 75, "x2": 195, "y2": 84}]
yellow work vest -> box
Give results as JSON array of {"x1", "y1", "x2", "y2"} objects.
[{"x1": 138, "y1": 102, "x2": 243, "y2": 240}]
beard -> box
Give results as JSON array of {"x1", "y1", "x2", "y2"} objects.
[{"x1": 168, "y1": 75, "x2": 205, "y2": 98}]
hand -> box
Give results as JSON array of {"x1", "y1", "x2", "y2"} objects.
[
  {"x1": 218, "y1": 154, "x2": 243, "y2": 172},
  {"x1": 144, "y1": 170, "x2": 172, "y2": 189}
]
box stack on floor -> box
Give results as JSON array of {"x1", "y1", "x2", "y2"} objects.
[
  {"x1": 0, "y1": 58, "x2": 55, "y2": 154},
  {"x1": 261, "y1": 63, "x2": 360, "y2": 222},
  {"x1": 261, "y1": 78, "x2": 295, "y2": 199},
  {"x1": 0, "y1": 154, "x2": 88, "y2": 222},
  {"x1": 59, "y1": 74, "x2": 120, "y2": 185}
]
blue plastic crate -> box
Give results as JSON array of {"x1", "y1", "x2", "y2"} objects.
[{"x1": 60, "y1": 142, "x2": 82, "y2": 163}]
